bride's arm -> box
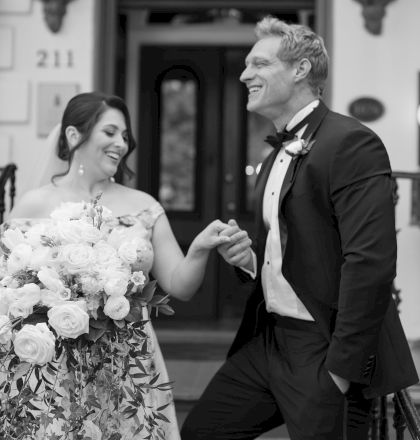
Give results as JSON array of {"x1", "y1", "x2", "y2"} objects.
[{"x1": 151, "y1": 214, "x2": 232, "y2": 301}]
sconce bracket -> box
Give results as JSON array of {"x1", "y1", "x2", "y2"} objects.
[
  {"x1": 353, "y1": 0, "x2": 396, "y2": 35},
  {"x1": 38, "y1": 0, "x2": 75, "y2": 34}
]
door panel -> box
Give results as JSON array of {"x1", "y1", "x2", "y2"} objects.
[
  {"x1": 138, "y1": 45, "x2": 274, "y2": 324},
  {"x1": 139, "y1": 46, "x2": 222, "y2": 321}
]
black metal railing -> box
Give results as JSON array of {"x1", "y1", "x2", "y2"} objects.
[
  {"x1": 0, "y1": 163, "x2": 17, "y2": 224},
  {"x1": 369, "y1": 171, "x2": 420, "y2": 440}
]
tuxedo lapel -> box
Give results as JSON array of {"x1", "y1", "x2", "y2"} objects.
[{"x1": 278, "y1": 101, "x2": 329, "y2": 217}]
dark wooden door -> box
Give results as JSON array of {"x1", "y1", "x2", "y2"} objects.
[{"x1": 138, "y1": 45, "x2": 274, "y2": 324}]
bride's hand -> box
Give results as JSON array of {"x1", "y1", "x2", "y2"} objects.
[
  {"x1": 189, "y1": 220, "x2": 232, "y2": 255},
  {"x1": 217, "y1": 219, "x2": 253, "y2": 268}
]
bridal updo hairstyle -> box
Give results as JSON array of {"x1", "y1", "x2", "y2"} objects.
[{"x1": 53, "y1": 92, "x2": 136, "y2": 181}]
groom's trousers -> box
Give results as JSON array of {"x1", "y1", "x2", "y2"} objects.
[{"x1": 181, "y1": 314, "x2": 373, "y2": 440}]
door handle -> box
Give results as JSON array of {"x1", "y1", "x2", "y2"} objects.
[{"x1": 226, "y1": 202, "x2": 236, "y2": 212}]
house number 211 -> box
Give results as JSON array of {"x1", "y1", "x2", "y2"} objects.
[{"x1": 36, "y1": 50, "x2": 74, "y2": 68}]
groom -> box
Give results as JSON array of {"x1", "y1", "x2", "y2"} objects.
[{"x1": 181, "y1": 16, "x2": 418, "y2": 440}]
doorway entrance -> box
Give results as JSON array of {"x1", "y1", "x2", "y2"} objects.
[{"x1": 137, "y1": 45, "x2": 274, "y2": 324}]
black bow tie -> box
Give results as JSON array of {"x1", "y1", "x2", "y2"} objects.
[
  {"x1": 264, "y1": 111, "x2": 314, "y2": 149},
  {"x1": 264, "y1": 131, "x2": 295, "y2": 148}
]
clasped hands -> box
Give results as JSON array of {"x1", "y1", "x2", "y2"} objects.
[{"x1": 216, "y1": 219, "x2": 254, "y2": 271}]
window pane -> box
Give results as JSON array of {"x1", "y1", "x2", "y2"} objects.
[
  {"x1": 159, "y1": 77, "x2": 197, "y2": 211},
  {"x1": 244, "y1": 112, "x2": 275, "y2": 212}
]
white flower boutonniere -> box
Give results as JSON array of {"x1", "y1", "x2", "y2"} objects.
[{"x1": 285, "y1": 136, "x2": 316, "y2": 158}]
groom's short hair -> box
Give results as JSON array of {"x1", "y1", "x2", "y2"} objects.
[{"x1": 255, "y1": 16, "x2": 329, "y2": 96}]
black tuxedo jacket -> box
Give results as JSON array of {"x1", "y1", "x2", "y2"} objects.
[{"x1": 229, "y1": 101, "x2": 418, "y2": 398}]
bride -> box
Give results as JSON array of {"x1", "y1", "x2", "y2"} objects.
[{"x1": 1, "y1": 92, "x2": 250, "y2": 439}]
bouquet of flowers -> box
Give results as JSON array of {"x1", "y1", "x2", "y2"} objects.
[{"x1": 0, "y1": 196, "x2": 174, "y2": 440}]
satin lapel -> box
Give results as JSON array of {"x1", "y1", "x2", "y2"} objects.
[
  {"x1": 254, "y1": 147, "x2": 279, "y2": 270},
  {"x1": 278, "y1": 101, "x2": 329, "y2": 216}
]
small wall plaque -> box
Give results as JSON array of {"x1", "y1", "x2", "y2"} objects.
[
  {"x1": 37, "y1": 83, "x2": 79, "y2": 137},
  {"x1": 348, "y1": 97, "x2": 385, "y2": 122}
]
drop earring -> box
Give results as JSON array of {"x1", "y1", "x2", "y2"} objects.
[{"x1": 78, "y1": 164, "x2": 84, "y2": 176}]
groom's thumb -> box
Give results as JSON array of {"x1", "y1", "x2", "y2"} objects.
[{"x1": 228, "y1": 219, "x2": 238, "y2": 227}]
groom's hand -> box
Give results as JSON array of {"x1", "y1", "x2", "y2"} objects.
[{"x1": 217, "y1": 219, "x2": 253, "y2": 269}]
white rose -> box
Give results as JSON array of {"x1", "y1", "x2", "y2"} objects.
[
  {"x1": 79, "y1": 275, "x2": 103, "y2": 296},
  {"x1": 17, "y1": 283, "x2": 41, "y2": 307},
  {"x1": 103, "y1": 296, "x2": 130, "y2": 320},
  {"x1": 40, "y1": 289, "x2": 69, "y2": 307},
  {"x1": 29, "y1": 247, "x2": 52, "y2": 271},
  {"x1": 0, "y1": 276, "x2": 19, "y2": 289},
  {"x1": 25, "y1": 223, "x2": 54, "y2": 247},
  {"x1": 0, "y1": 288, "x2": 12, "y2": 315},
  {"x1": 50, "y1": 201, "x2": 86, "y2": 221},
  {"x1": 0, "y1": 315, "x2": 13, "y2": 345},
  {"x1": 0, "y1": 255, "x2": 7, "y2": 279},
  {"x1": 55, "y1": 220, "x2": 83, "y2": 244},
  {"x1": 8, "y1": 299, "x2": 33, "y2": 319},
  {"x1": 7, "y1": 243, "x2": 33, "y2": 273},
  {"x1": 93, "y1": 241, "x2": 119, "y2": 268},
  {"x1": 2, "y1": 228, "x2": 25, "y2": 250},
  {"x1": 60, "y1": 243, "x2": 96, "y2": 274},
  {"x1": 13, "y1": 323, "x2": 56, "y2": 365},
  {"x1": 79, "y1": 420, "x2": 102, "y2": 440},
  {"x1": 38, "y1": 266, "x2": 66, "y2": 293},
  {"x1": 77, "y1": 221, "x2": 102, "y2": 244},
  {"x1": 118, "y1": 241, "x2": 138, "y2": 265},
  {"x1": 47, "y1": 301, "x2": 90, "y2": 339},
  {"x1": 103, "y1": 278, "x2": 128, "y2": 297}
]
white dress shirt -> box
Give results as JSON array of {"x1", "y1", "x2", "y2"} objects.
[{"x1": 244, "y1": 100, "x2": 319, "y2": 320}]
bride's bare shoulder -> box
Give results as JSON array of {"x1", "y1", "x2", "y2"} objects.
[
  {"x1": 113, "y1": 184, "x2": 159, "y2": 211},
  {"x1": 9, "y1": 184, "x2": 61, "y2": 219}
]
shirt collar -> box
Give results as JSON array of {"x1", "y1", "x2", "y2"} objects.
[{"x1": 286, "y1": 99, "x2": 320, "y2": 132}]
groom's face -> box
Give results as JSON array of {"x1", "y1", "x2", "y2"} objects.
[{"x1": 240, "y1": 37, "x2": 296, "y2": 121}]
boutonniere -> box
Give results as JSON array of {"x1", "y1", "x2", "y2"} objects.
[{"x1": 285, "y1": 135, "x2": 316, "y2": 158}]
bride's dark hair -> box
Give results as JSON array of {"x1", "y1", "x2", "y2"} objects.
[{"x1": 52, "y1": 92, "x2": 136, "y2": 182}]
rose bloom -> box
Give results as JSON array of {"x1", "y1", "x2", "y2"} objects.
[
  {"x1": 1, "y1": 227, "x2": 25, "y2": 251},
  {"x1": 93, "y1": 241, "x2": 119, "y2": 269},
  {"x1": 14, "y1": 323, "x2": 56, "y2": 365},
  {"x1": 77, "y1": 220, "x2": 103, "y2": 244},
  {"x1": 29, "y1": 247, "x2": 52, "y2": 271},
  {"x1": 40, "y1": 288, "x2": 70, "y2": 307},
  {"x1": 14, "y1": 283, "x2": 41, "y2": 308},
  {"x1": 38, "y1": 266, "x2": 66, "y2": 293},
  {"x1": 55, "y1": 220, "x2": 83, "y2": 244},
  {"x1": 7, "y1": 243, "x2": 33, "y2": 273},
  {"x1": 47, "y1": 301, "x2": 90, "y2": 339},
  {"x1": 118, "y1": 241, "x2": 138, "y2": 265},
  {"x1": 25, "y1": 222, "x2": 55, "y2": 247},
  {"x1": 59, "y1": 243, "x2": 96, "y2": 274},
  {"x1": 0, "y1": 315, "x2": 13, "y2": 345},
  {"x1": 79, "y1": 420, "x2": 102, "y2": 440},
  {"x1": 79, "y1": 274, "x2": 103, "y2": 296},
  {"x1": 103, "y1": 296, "x2": 130, "y2": 320},
  {"x1": 8, "y1": 299, "x2": 33, "y2": 319},
  {"x1": 104, "y1": 276, "x2": 128, "y2": 297},
  {"x1": 0, "y1": 287, "x2": 12, "y2": 315}
]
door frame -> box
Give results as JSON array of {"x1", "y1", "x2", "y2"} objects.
[{"x1": 95, "y1": 0, "x2": 333, "y2": 105}]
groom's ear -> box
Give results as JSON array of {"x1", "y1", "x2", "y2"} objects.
[{"x1": 65, "y1": 125, "x2": 81, "y2": 148}]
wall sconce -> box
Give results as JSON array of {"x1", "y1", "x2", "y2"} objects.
[
  {"x1": 38, "y1": 0, "x2": 75, "y2": 33},
  {"x1": 353, "y1": 0, "x2": 396, "y2": 35}
]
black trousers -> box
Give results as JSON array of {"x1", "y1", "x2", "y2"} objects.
[{"x1": 181, "y1": 315, "x2": 373, "y2": 440}]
